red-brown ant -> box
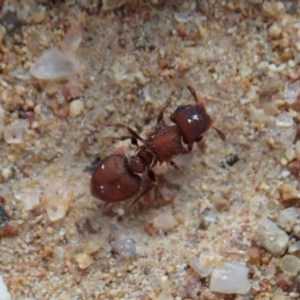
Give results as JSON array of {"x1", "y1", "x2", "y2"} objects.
[{"x1": 90, "y1": 86, "x2": 225, "y2": 205}]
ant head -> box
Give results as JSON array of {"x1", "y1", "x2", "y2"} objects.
[{"x1": 170, "y1": 103, "x2": 213, "y2": 145}]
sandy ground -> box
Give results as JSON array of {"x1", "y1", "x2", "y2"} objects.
[{"x1": 0, "y1": 0, "x2": 300, "y2": 299}]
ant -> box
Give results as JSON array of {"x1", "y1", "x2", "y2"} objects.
[{"x1": 90, "y1": 86, "x2": 225, "y2": 206}]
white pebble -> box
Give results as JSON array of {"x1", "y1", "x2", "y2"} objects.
[
  {"x1": 174, "y1": 12, "x2": 191, "y2": 23},
  {"x1": 69, "y1": 99, "x2": 84, "y2": 118},
  {"x1": 277, "y1": 207, "x2": 298, "y2": 232},
  {"x1": 284, "y1": 81, "x2": 300, "y2": 104},
  {"x1": 269, "y1": 112, "x2": 297, "y2": 148},
  {"x1": 4, "y1": 119, "x2": 28, "y2": 144},
  {"x1": 153, "y1": 212, "x2": 178, "y2": 232},
  {"x1": 21, "y1": 188, "x2": 40, "y2": 211},
  {"x1": 1, "y1": 168, "x2": 12, "y2": 181},
  {"x1": 42, "y1": 178, "x2": 73, "y2": 222},
  {"x1": 280, "y1": 255, "x2": 300, "y2": 275},
  {"x1": 210, "y1": 262, "x2": 251, "y2": 294},
  {"x1": 102, "y1": 0, "x2": 125, "y2": 10},
  {"x1": 61, "y1": 24, "x2": 82, "y2": 56},
  {"x1": 285, "y1": 148, "x2": 295, "y2": 162},
  {"x1": 255, "y1": 218, "x2": 289, "y2": 255},
  {"x1": 111, "y1": 238, "x2": 136, "y2": 258},
  {"x1": 75, "y1": 253, "x2": 93, "y2": 269},
  {"x1": 289, "y1": 241, "x2": 300, "y2": 254},
  {"x1": 189, "y1": 253, "x2": 213, "y2": 277},
  {"x1": 29, "y1": 47, "x2": 75, "y2": 80},
  {"x1": 0, "y1": 275, "x2": 11, "y2": 300},
  {"x1": 157, "y1": 292, "x2": 174, "y2": 300}
]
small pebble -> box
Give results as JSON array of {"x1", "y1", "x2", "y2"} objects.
[
  {"x1": 279, "y1": 255, "x2": 300, "y2": 275},
  {"x1": 269, "y1": 112, "x2": 297, "y2": 148},
  {"x1": 287, "y1": 160, "x2": 300, "y2": 175},
  {"x1": 1, "y1": 168, "x2": 12, "y2": 181},
  {"x1": 268, "y1": 23, "x2": 282, "y2": 39},
  {"x1": 284, "y1": 81, "x2": 300, "y2": 104},
  {"x1": 278, "y1": 183, "x2": 299, "y2": 201},
  {"x1": 0, "y1": 25, "x2": 6, "y2": 44},
  {"x1": 42, "y1": 179, "x2": 73, "y2": 222},
  {"x1": 261, "y1": 2, "x2": 285, "y2": 19},
  {"x1": 277, "y1": 207, "x2": 298, "y2": 232},
  {"x1": 174, "y1": 12, "x2": 192, "y2": 23},
  {"x1": 102, "y1": 0, "x2": 126, "y2": 10},
  {"x1": 189, "y1": 254, "x2": 213, "y2": 277},
  {"x1": 75, "y1": 253, "x2": 93, "y2": 269},
  {"x1": 285, "y1": 148, "x2": 295, "y2": 162},
  {"x1": 255, "y1": 218, "x2": 289, "y2": 256},
  {"x1": 31, "y1": 7, "x2": 46, "y2": 24},
  {"x1": 0, "y1": 275, "x2": 11, "y2": 300},
  {"x1": 61, "y1": 76, "x2": 80, "y2": 101},
  {"x1": 25, "y1": 99, "x2": 35, "y2": 110},
  {"x1": 209, "y1": 262, "x2": 251, "y2": 295},
  {"x1": 153, "y1": 212, "x2": 178, "y2": 232},
  {"x1": 29, "y1": 47, "x2": 75, "y2": 80},
  {"x1": 111, "y1": 238, "x2": 136, "y2": 258},
  {"x1": 15, "y1": 85, "x2": 26, "y2": 96},
  {"x1": 3, "y1": 119, "x2": 28, "y2": 144},
  {"x1": 157, "y1": 292, "x2": 174, "y2": 300},
  {"x1": 20, "y1": 189, "x2": 40, "y2": 211},
  {"x1": 293, "y1": 224, "x2": 300, "y2": 239},
  {"x1": 289, "y1": 241, "x2": 300, "y2": 253},
  {"x1": 61, "y1": 24, "x2": 82, "y2": 56},
  {"x1": 69, "y1": 99, "x2": 84, "y2": 118}
]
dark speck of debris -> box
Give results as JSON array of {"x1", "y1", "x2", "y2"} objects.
[
  {"x1": 85, "y1": 156, "x2": 101, "y2": 173},
  {"x1": 0, "y1": 202, "x2": 10, "y2": 228},
  {"x1": 220, "y1": 153, "x2": 239, "y2": 168},
  {"x1": 1, "y1": 11, "x2": 25, "y2": 32},
  {"x1": 76, "y1": 218, "x2": 97, "y2": 235}
]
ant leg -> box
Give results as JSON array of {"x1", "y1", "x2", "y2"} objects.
[
  {"x1": 157, "y1": 98, "x2": 172, "y2": 123},
  {"x1": 102, "y1": 135, "x2": 139, "y2": 148},
  {"x1": 187, "y1": 86, "x2": 206, "y2": 106},
  {"x1": 101, "y1": 202, "x2": 114, "y2": 215},
  {"x1": 212, "y1": 126, "x2": 226, "y2": 141},
  {"x1": 128, "y1": 169, "x2": 157, "y2": 209},
  {"x1": 170, "y1": 160, "x2": 180, "y2": 170},
  {"x1": 187, "y1": 86, "x2": 198, "y2": 103},
  {"x1": 119, "y1": 135, "x2": 139, "y2": 147},
  {"x1": 107, "y1": 123, "x2": 144, "y2": 142},
  {"x1": 170, "y1": 161, "x2": 185, "y2": 176},
  {"x1": 128, "y1": 182, "x2": 156, "y2": 209}
]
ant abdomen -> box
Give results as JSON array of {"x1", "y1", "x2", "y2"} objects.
[{"x1": 90, "y1": 154, "x2": 141, "y2": 203}]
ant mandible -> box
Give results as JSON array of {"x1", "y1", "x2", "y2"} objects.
[{"x1": 90, "y1": 86, "x2": 225, "y2": 205}]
